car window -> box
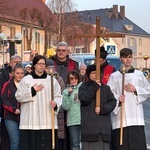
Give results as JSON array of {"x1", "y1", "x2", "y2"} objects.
[{"x1": 84, "y1": 59, "x2": 95, "y2": 66}]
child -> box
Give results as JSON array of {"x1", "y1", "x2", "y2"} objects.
[
  {"x1": 79, "y1": 64, "x2": 116, "y2": 150},
  {"x1": 107, "y1": 48, "x2": 150, "y2": 150},
  {"x1": 79, "y1": 63, "x2": 87, "y2": 82},
  {"x1": 62, "y1": 70, "x2": 81, "y2": 150}
]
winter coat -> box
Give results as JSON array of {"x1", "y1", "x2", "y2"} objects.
[
  {"x1": 79, "y1": 80, "x2": 116, "y2": 142},
  {"x1": 1, "y1": 78, "x2": 20, "y2": 121},
  {"x1": 62, "y1": 83, "x2": 81, "y2": 126},
  {"x1": 50, "y1": 55, "x2": 79, "y2": 84}
]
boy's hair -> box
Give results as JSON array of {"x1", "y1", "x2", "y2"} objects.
[{"x1": 120, "y1": 48, "x2": 133, "y2": 57}]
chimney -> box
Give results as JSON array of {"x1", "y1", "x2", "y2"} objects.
[
  {"x1": 113, "y1": 5, "x2": 118, "y2": 19},
  {"x1": 120, "y1": 6, "x2": 125, "y2": 19},
  {"x1": 42, "y1": 0, "x2": 46, "y2": 3}
]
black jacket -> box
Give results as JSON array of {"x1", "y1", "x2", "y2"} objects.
[
  {"x1": 0, "y1": 66, "x2": 12, "y2": 117},
  {"x1": 1, "y1": 78, "x2": 20, "y2": 121},
  {"x1": 79, "y1": 80, "x2": 116, "y2": 142}
]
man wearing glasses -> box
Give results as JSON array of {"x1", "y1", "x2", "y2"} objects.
[
  {"x1": 49, "y1": 41, "x2": 79, "y2": 85},
  {"x1": 49, "y1": 42, "x2": 79, "y2": 150}
]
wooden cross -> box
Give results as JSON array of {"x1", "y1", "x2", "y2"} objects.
[{"x1": 72, "y1": 16, "x2": 124, "y2": 107}]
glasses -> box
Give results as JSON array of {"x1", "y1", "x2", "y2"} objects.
[
  {"x1": 70, "y1": 77, "x2": 78, "y2": 81},
  {"x1": 36, "y1": 63, "x2": 45, "y2": 66},
  {"x1": 57, "y1": 49, "x2": 67, "y2": 53}
]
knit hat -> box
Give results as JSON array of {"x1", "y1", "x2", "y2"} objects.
[
  {"x1": 25, "y1": 64, "x2": 31, "y2": 69},
  {"x1": 46, "y1": 59, "x2": 54, "y2": 67},
  {"x1": 86, "y1": 64, "x2": 96, "y2": 78},
  {"x1": 95, "y1": 46, "x2": 108, "y2": 59}
]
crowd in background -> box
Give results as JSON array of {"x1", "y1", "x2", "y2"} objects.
[{"x1": 0, "y1": 41, "x2": 150, "y2": 150}]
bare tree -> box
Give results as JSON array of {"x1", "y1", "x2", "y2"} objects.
[
  {"x1": 19, "y1": 7, "x2": 43, "y2": 51},
  {"x1": 47, "y1": 0, "x2": 77, "y2": 43},
  {"x1": 79, "y1": 22, "x2": 94, "y2": 53}
]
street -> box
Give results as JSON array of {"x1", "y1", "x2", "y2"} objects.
[{"x1": 143, "y1": 97, "x2": 150, "y2": 149}]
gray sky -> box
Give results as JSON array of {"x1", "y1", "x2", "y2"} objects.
[{"x1": 74, "y1": 0, "x2": 150, "y2": 34}]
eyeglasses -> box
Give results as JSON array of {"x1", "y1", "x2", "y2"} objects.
[
  {"x1": 69, "y1": 77, "x2": 78, "y2": 80},
  {"x1": 57, "y1": 49, "x2": 67, "y2": 53},
  {"x1": 36, "y1": 63, "x2": 45, "y2": 66}
]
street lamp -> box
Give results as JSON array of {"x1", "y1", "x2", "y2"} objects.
[
  {"x1": 0, "y1": 33, "x2": 7, "y2": 67},
  {"x1": 8, "y1": 33, "x2": 22, "y2": 57},
  {"x1": 143, "y1": 55, "x2": 149, "y2": 69},
  {"x1": 0, "y1": 33, "x2": 22, "y2": 67}
]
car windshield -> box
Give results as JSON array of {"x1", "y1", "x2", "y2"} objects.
[{"x1": 84, "y1": 59, "x2": 95, "y2": 66}]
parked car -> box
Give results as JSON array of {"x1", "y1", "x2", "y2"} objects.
[
  {"x1": 70, "y1": 53, "x2": 121, "y2": 70},
  {"x1": 22, "y1": 61, "x2": 32, "y2": 68}
]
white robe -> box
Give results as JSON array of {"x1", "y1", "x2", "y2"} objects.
[
  {"x1": 107, "y1": 69, "x2": 150, "y2": 130},
  {"x1": 15, "y1": 74, "x2": 62, "y2": 130}
]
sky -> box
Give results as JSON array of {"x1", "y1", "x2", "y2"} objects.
[{"x1": 74, "y1": 0, "x2": 150, "y2": 34}]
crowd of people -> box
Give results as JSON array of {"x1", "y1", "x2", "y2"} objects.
[{"x1": 0, "y1": 41, "x2": 150, "y2": 150}]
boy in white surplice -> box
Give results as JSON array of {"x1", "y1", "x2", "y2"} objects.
[{"x1": 107, "y1": 48, "x2": 150, "y2": 150}]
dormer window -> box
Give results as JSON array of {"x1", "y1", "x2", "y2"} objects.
[{"x1": 124, "y1": 24, "x2": 133, "y2": 31}]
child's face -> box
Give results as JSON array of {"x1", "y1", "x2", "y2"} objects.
[
  {"x1": 120, "y1": 55, "x2": 133, "y2": 68},
  {"x1": 13, "y1": 68, "x2": 25, "y2": 83},
  {"x1": 69, "y1": 74, "x2": 78, "y2": 86},
  {"x1": 80, "y1": 67, "x2": 86, "y2": 76}
]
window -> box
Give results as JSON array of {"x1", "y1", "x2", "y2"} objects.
[
  {"x1": 139, "y1": 38, "x2": 142, "y2": 46},
  {"x1": 122, "y1": 37, "x2": 125, "y2": 45},
  {"x1": 10, "y1": 27, "x2": 15, "y2": 38},
  {"x1": 23, "y1": 30, "x2": 27, "y2": 50},
  {"x1": 35, "y1": 32, "x2": 40, "y2": 52},
  {"x1": 130, "y1": 37, "x2": 134, "y2": 46}
]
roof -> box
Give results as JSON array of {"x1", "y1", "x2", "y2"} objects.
[
  {"x1": 0, "y1": 0, "x2": 53, "y2": 27},
  {"x1": 77, "y1": 8, "x2": 150, "y2": 37}
]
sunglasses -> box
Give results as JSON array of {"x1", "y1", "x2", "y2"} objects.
[
  {"x1": 57, "y1": 49, "x2": 67, "y2": 52},
  {"x1": 69, "y1": 77, "x2": 78, "y2": 80}
]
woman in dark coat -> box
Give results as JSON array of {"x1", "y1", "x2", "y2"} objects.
[{"x1": 78, "y1": 64, "x2": 116, "y2": 150}]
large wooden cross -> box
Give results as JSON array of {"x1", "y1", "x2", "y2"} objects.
[{"x1": 72, "y1": 16, "x2": 124, "y2": 107}]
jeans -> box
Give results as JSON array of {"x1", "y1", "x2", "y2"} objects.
[
  {"x1": 5, "y1": 120, "x2": 20, "y2": 150},
  {"x1": 68, "y1": 125, "x2": 81, "y2": 150}
]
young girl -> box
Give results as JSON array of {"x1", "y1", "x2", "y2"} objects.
[
  {"x1": 62, "y1": 70, "x2": 81, "y2": 150},
  {"x1": 1, "y1": 64, "x2": 25, "y2": 150}
]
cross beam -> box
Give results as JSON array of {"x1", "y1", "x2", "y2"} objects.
[{"x1": 72, "y1": 16, "x2": 124, "y2": 107}]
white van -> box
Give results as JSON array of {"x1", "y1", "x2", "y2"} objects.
[{"x1": 70, "y1": 53, "x2": 121, "y2": 70}]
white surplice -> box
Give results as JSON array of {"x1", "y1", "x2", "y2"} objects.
[{"x1": 107, "y1": 69, "x2": 150, "y2": 130}]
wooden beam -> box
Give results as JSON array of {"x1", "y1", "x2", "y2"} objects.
[
  {"x1": 96, "y1": 16, "x2": 101, "y2": 107},
  {"x1": 71, "y1": 33, "x2": 124, "y2": 38},
  {"x1": 72, "y1": 16, "x2": 124, "y2": 108}
]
